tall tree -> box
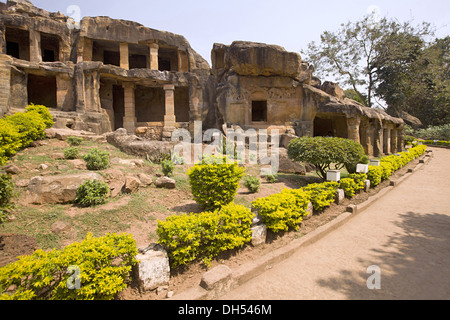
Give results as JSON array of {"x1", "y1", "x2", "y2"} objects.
[{"x1": 302, "y1": 15, "x2": 433, "y2": 109}]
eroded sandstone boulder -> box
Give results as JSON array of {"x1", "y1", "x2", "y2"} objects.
[{"x1": 27, "y1": 172, "x2": 103, "y2": 204}]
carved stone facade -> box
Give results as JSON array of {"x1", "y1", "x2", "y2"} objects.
[{"x1": 0, "y1": 0, "x2": 404, "y2": 156}]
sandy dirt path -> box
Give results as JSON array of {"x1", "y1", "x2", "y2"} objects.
[{"x1": 221, "y1": 148, "x2": 450, "y2": 300}]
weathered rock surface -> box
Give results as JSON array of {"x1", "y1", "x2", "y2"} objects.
[
  {"x1": 154, "y1": 177, "x2": 176, "y2": 189},
  {"x1": 134, "y1": 246, "x2": 170, "y2": 291},
  {"x1": 27, "y1": 172, "x2": 103, "y2": 204},
  {"x1": 277, "y1": 148, "x2": 306, "y2": 175},
  {"x1": 106, "y1": 129, "x2": 176, "y2": 162}
]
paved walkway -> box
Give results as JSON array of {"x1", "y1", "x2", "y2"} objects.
[{"x1": 222, "y1": 148, "x2": 450, "y2": 300}]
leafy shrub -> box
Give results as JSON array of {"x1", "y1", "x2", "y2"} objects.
[
  {"x1": 75, "y1": 179, "x2": 110, "y2": 207},
  {"x1": 64, "y1": 147, "x2": 80, "y2": 160},
  {"x1": 339, "y1": 178, "x2": 358, "y2": 198},
  {"x1": 302, "y1": 181, "x2": 339, "y2": 211},
  {"x1": 243, "y1": 175, "x2": 261, "y2": 194},
  {"x1": 66, "y1": 136, "x2": 84, "y2": 147},
  {"x1": 0, "y1": 174, "x2": 15, "y2": 224},
  {"x1": 4, "y1": 111, "x2": 46, "y2": 148},
  {"x1": 161, "y1": 159, "x2": 175, "y2": 177},
  {"x1": 381, "y1": 155, "x2": 402, "y2": 172},
  {"x1": 157, "y1": 203, "x2": 253, "y2": 268},
  {"x1": 288, "y1": 137, "x2": 366, "y2": 179},
  {"x1": 414, "y1": 124, "x2": 450, "y2": 141},
  {"x1": 187, "y1": 156, "x2": 245, "y2": 211},
  {"x1": 349, "y1": 173, "x2": 367, "y2": 192},
  {"x1": 252, "y1": 188, "x2": 310, "y2": 233},
  {"x1": 367, "y1": 166, "x2": 383, "y2": 187},
  {"x1": 25, "y1": 104, "x2": 54, "y2": 129},
  {"x1": 0, "y1": 233, "x2": 138, "y2": 300},
  {"x1": 0, "y1": 120, "x2": 22, "y2": 166},
  {"x1": 380, "y1": 162, "x2": 393, "y2": 181},
  {"x1": 83, "y1": 148, "x2": 110, "y2": 171},
  {"x1": 264, "y1": 174, "x2": 278, "y2": 184}
]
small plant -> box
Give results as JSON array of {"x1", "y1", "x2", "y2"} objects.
[
  {"x1": 367, "y1": 166, "x2": 383, "y2": 187},
  {"x1": 63, "y1": 147, "x2": 80, "y2": 160},
  {"x1": 243, "y1": 175, "x2": 261, "y2": 194},
  {"x1": 0, "y1": 174, "x2": 15, "y2": 224},
  {"x1": 264, "y1": 174, "x2": 278, "y2": 184},
  {"x1": 83, "y1": 148, "x2": 110, "y2": 171},
  {"x1": 339, "y1": 178, "x2": 358, "y2": 198},
  {"x1": 161, "y1": 159, "x2": 175, "y2": 177},
  {"x1": 75, "y1": 179, "x2": 110, "y2": 207},
  {"x1": 66, "y1": 136, "x2": 84, "y2": 147},
  {"x1": 302, "y1": 181, "x2": 339, "y2": 212}
]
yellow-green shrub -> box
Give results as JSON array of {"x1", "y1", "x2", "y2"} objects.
[
  {"x1": 157, "y1": 203, "x2": 253, "y2": 268},
  {"x1": 0, "y1": 233, "x2": 138, "y2": 300},
  {"x1": 302, "y1": 182, "x2": 339, "y2": 212},
  {"x1": 0, "y1": 119, "x2": 22, "y2": 166},
  {"x1": 381, "y1": 155, "x2": 402, "y2": 172},
  {"x1": 187, "y1": 156, "x2": 245, "y2": 211},
  {"x1": 4, "y1": 111, "x2": 46, "y2": 148},
  {"x1": 367, "y1": 166, "x2": 383, "y2": 187},
  {"x1": 339, "y1": 178, "x2": 358, "y2": 198},
  {"x1": 252, "y1": 188, "x2": 310, "y2": 233},
  {"x1": 380, "y1": 162, "x2": 393, "y2": 181},
  {"x1": 26, "y1": 103, "x2": 54, "y2": 129}
]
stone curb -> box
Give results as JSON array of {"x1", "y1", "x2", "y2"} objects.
[{"x1": 169, "y1": 154, "x2": 431, "y2": 301}]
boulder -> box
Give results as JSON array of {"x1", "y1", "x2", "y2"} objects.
[
  {"x1": 280, "y1": 133, "x2": 298, "y2": 149},
  {"x1": 3, "y1": 164, "x2": 20, "y2": 175},
  {"x1": 251, "y1": 224, "x2": 267, "y2": 247},
  {"x1": 321, "y1": 81, "x2": 345, "y2": 101},
  {"x1": 138, "y1": 173, "x2": 153, "y2": 187},
  {"x1": 109, "y1": 180, "x2": 125, "y2": 198},
  {"x1": 27, "y1": 172, "x2": 103, "y2": 204},
  {"x1": 124, "y1": 176, "x2": 140, "y2": 194},
  {"x1": 154, "y1": 177, "x2": 176, "y2": 189},
  {"x1": 134, "y1": 246, "x2": 170, "y2": 291},
  {"x1": 106, "y1": 129, "x2": 176, "y2": 162}
]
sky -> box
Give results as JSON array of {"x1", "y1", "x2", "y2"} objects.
[{"x1": 12, "y1": 0, "x2": 450, "y2": 66}]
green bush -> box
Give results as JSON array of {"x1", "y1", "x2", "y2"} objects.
[
  {"x1": 264, "y1": 174, "x2": 278, "y2": 184},
  {"x1": 66, "y1": 136, "x2": 84, "y2": 147},
  {"x1": 0, "y1": 120, "x2": 22, "y2": 166},
  {"x1": 367, "y1": 166, "x2": 383, "y2": 187},
  {"x1": 25, "y1": 104, "x2": 54, "y2": 129},
  {"x1": 339, "y1": 178, "x2": 358, "y2": 198},
  {"x1": 0, "y1": 174, "x2": 15, "y2": 224},
  {"x1": 161, "y1": 159, "x2": 175, "y2": 177},
  {"x1": 83, "y1": 148, "x2": 110, "y2": 171},
  {"x1": 4, "y1": 111, "x2": 46, "y2": 148},
  {"x1": 157, "y1": 203, "x2": 253, "y2": 268},
  {"x1": 252, "y1": 188, "x2": 310, "y2": 233},
  {"x1": 287, "y1": 136, "x2": 366, "y2": 179},
  {"x1": 302, "y1": 181, "x2": 339, "y2": 212},
  {"x1": 243, "y1": 175, "x2": 261, "y2": 194},
  {"x1": 349, "y1": 173, "x2": 367, "y2": 192},
  {"x1": 187, "y1": 156, "x2": 245, "y2": 211},
  {"x1": 75, "y1": 179, "x2": 110, "y2": 207},
  {"x1": 64, "y1": 147, "x2": 80, "y2": 160},
  {"x1": 381, "y1": 155, "x2": 402, "y2": 172},
  {"x1": 0, "y1": 233, "x2": 138, "y2": 300}
]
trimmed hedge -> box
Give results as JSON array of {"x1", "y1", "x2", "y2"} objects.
[
  {"x1": 157, "y1": 203, "x2": 253, "y2": 268},
  {"x1": 0, "y1": 105, "x2": 53, "y2": 166},
  {"x1": 302, "y1": 182, "x2": 339, "y2": 211},
  {"x1": 0, "y1": 233, "x2": 138, "y2": 300}
]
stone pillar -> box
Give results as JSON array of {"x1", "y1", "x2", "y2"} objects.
[
  {"x1": 347, "y1": 117, "x2": 361, "y2": 144},
  {"x1": 149, "y1": 43, "x2": 159, "y2": 71},
  {"x1": 122, "y1": 83, "x2": 136, "y2": 134},
  {"x1": 397, "y1": 126, "x2": 405, "y2": 152},
  {"x1": 162, "y1": 84, "x2": 176, "y2": 140},
  {"x1": 29, "y1": 29, "x2": 42, "y2": 63},
  {"x1": 120, "y1": 42, "x2": 129, "y2": 70},
  {"x1": 391, "y1": 129, "x2": 398, "y2": 154},
  {"x1": 373, "y1": 121, "x2": 383, "y2": 158},
  {"x1": 56, "y1": 73, "x2": 74, "y2": 111},
  {"x1": 383, "y1": 128, "x2": 391, "y2": 154}
]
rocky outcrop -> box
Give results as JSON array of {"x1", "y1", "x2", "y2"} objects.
[
  {"x1": 106, "y1": 128, "x2": 176, "y2": 161},
  {"x1": 27, "y1": 172, "x2": 103, "y2": 204}
]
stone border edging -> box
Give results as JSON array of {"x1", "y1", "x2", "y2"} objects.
[{"x1": 169, "y1": 153, "x2": 432, "y2": 301}]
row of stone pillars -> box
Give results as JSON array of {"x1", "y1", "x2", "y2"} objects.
[
  {"x1": 122, "y1": 83, "x2": 177, "y2": 137},
  {"x1": 347, "y1": 117, "x2": 404, "y2": 157}
]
